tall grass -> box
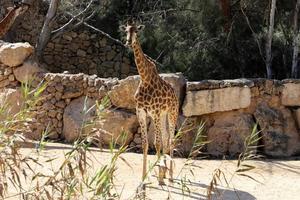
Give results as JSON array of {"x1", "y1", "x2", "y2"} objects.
[
  {"x1": 0, "y1": 81, "x2": 129, "y2": 199},
  {"x1": 162, "y1": 120, "x2": 262, "y2": 200},
  {"x1": 0, "y1": 81, "x2": 47, "y2": 198},
  {"x1": 206, "y1": 124, "x2": 262, "y2": 200},
  {"x1": 0, "y1": 80, "x2": 263, "y2": 200}
]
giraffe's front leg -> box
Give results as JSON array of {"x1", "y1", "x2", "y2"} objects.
[
  {"x1": 160, "y1": 112, "x2": 169, "y2": 180},
  {"x1": 136, "y1": 108, "x2": 148, "y2": 190}
]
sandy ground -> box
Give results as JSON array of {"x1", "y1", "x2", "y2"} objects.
[{"x1": 5, "y1": 142, "x2": 300, "y2": 200}]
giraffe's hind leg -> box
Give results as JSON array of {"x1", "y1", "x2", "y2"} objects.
[{"x1": 167, "y1": 109, "x2": 178, "y2": 183}]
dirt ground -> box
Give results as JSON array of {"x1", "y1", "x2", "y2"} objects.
[{"x1": 6, "y1": 142, "x2": 300, "y2": 200}]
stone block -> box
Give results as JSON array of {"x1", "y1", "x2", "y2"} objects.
[
  {"x1": 254, "y1": 103, "x2": 300, "y2": 157},
  {"x1": 281, "y1": 83, "x2": 300, "y2": 106},
  {"x1": 182, "y1": 87, "x2": 251, "y2": 116}
]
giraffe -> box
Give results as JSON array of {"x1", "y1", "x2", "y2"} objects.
[
  {"x1": 120, "y1": 21, "x2": 179, "y2": 187},
  {"x1": 0, "y1": 2, "x2": 29, "y2": 39}
]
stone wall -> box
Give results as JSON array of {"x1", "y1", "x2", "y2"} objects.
[
  {"x1": 0, "y1": 0, "x2": 136, "y2": 78},
  {"x1": 1, "y1": 41, "x2": 300, "y2": 158}
]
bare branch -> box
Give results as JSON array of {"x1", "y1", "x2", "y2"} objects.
[
  {"x1": 51, "y1": 0, "x2": 96, "y2": 40},
  {"x1": 82, "y1": 22, "x2": 163, "y2": 68}
]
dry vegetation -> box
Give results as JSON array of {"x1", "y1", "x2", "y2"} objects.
[{"x1": 0, "y1": 82, "x2": 261, "y2": 200}]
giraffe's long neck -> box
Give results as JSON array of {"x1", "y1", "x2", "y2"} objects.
[
  {"x1": 0, "y1": 7, "x2": 20, "y2": 39},
  {"x1": 132, "y1": 38, "x2": 159, "y2": 84}
]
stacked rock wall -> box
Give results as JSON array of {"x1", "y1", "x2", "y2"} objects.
[
  {"x1": 1, "y1": 41, "x2": 300, "y2": 158},
  {"x1": 0, "y1": 0, "x2": 136, "y2": 78},
  {"x1": 43, "y1": 30, "x2": 135, "y2": 78}
]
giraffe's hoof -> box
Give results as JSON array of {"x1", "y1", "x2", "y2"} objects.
[
  {"x1": 158, "y1": 180, "x2": 166, "y2": 186},
  {"x1": 168, "y1": 178, "x2": 174, "y2": 183},
  {"x1": 142, "y1": 183, "x2": 146, "y2": 190},
  {"x1": 136, "y1": 183, "x2": 146, "y2": 199}
]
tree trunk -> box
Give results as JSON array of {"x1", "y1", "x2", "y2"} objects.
[
  {"x1": 292, "y1": 0, "x2": 300, "y2": 78},
  {"x1": 220, "y1": 0, "x2": 231, "y2": 32},
  {"x1": 265, "y1": 0, "x2": 276, "y2": 79},
  {"x1": 35, "y1": 0, "x2": 60, "y2": 61}
]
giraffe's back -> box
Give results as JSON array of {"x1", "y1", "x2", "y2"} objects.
[{"x1": 135, "y1": 77, "x2": 179, "y2": 115}]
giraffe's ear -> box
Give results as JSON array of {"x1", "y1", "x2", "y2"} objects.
[
  {"x1": 119, "y1": 25, "x2": 126, "y2": 32},
  {"x1": 6, "y1": 7, "x2": 14, "y2": 12},
  {"x1": 137, "y1": 25, "x2": 145, "y2": 31}
]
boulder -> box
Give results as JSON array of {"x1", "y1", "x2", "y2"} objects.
[
  {"x1": 0, "y1": 42, "x2": 34, "y2": 67},
  {"x1": 63, "y1": 96, "x2": 96, "y2": 142},
  {"x1": 13, "y1": 60, "x2": 47, "y2": 83},
  {"x1": 281, "y1": 83, "x2": 300, "y2": 106},
  {"x1": 85, "y1": 109, "x2": 139, "y2": 145},
  {"x1": 108, "y1": 76, "x2": 139, "y2": 110},
  {"x1": 159, "y1": 73, "x2": 186, "y2": 106},
  {"x1": 295, "y1": 109, "x2": 300, "y2": 129},
  {"x1": 0, "y1": 88, "x2": 24, "y2": 119},
  {"x1": 108, "y1": 73, "x2": 186, "y2": 110},
  {"x1": 182, "y1": 87, "x2": 251, "y2": 117},
  {"x1": 207, "y1": 112, "x2": 255, "y2": 157},
  {"x1": 254, "y1": 103, "x2": 300, "y2": 157},
  {"x1": 175, "y1": 116, "x2": 204, "y2": 157}
]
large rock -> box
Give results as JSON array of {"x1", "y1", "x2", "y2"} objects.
[
  {"x1": 0, "y1": 88, "x2": 24, "y2": 119},
  {"x1": 207, "y1": 113, "x2": 255, "y2": 157},
  {"x1": 63, "y1": 96, "x2": 96, "y2": 142},
  {"x1": 108, "y1": 76, "x2": 139, "y2": 110},
  {"x1": 108, "y1": 73, "x2": 186, "y2": 110},
  {"x1": 182, "y1": 87, "x2": 251, "y2": 116},
  {"x1": 295, "y1": 109, "x2": 300, "y2": 129},
  {"x1": 85, "y1": 109, "x2": 139, "y2": 145},
  {"x1": 13, "y1": 60, "x2": 47, "y2": 83},
  {"x1": 281, "y1": 83, "x2": 300, "y2": 106},
  {"x1": 254, "y1": 103, "x2": 300, "y2": 157},
  {"x1": 175, "y1": 116, "x2": 205, "y2": 157},
  {"x1": 0, "y1": 42, "x2": 34, "y2": 67}
]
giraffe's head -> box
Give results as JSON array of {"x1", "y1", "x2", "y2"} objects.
[
  {"x1": 9, "y1": 1, "x2": 30, "y2": 15},
  {"x1": 120, "y1": 21, "x2": 145, "y2": 48}
]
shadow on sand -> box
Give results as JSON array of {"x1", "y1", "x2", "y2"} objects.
[{"x1": 147, "y1": 177, "x2": 256, "y2": 200}]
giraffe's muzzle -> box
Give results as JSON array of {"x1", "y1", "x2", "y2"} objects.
[{"x1": 125, "y1": 40, "x2": 132, "y2": 48}]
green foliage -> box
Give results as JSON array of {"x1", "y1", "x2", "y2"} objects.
[{"x1": 95, "y1": 0, "x2": 298, "y2": 80}]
